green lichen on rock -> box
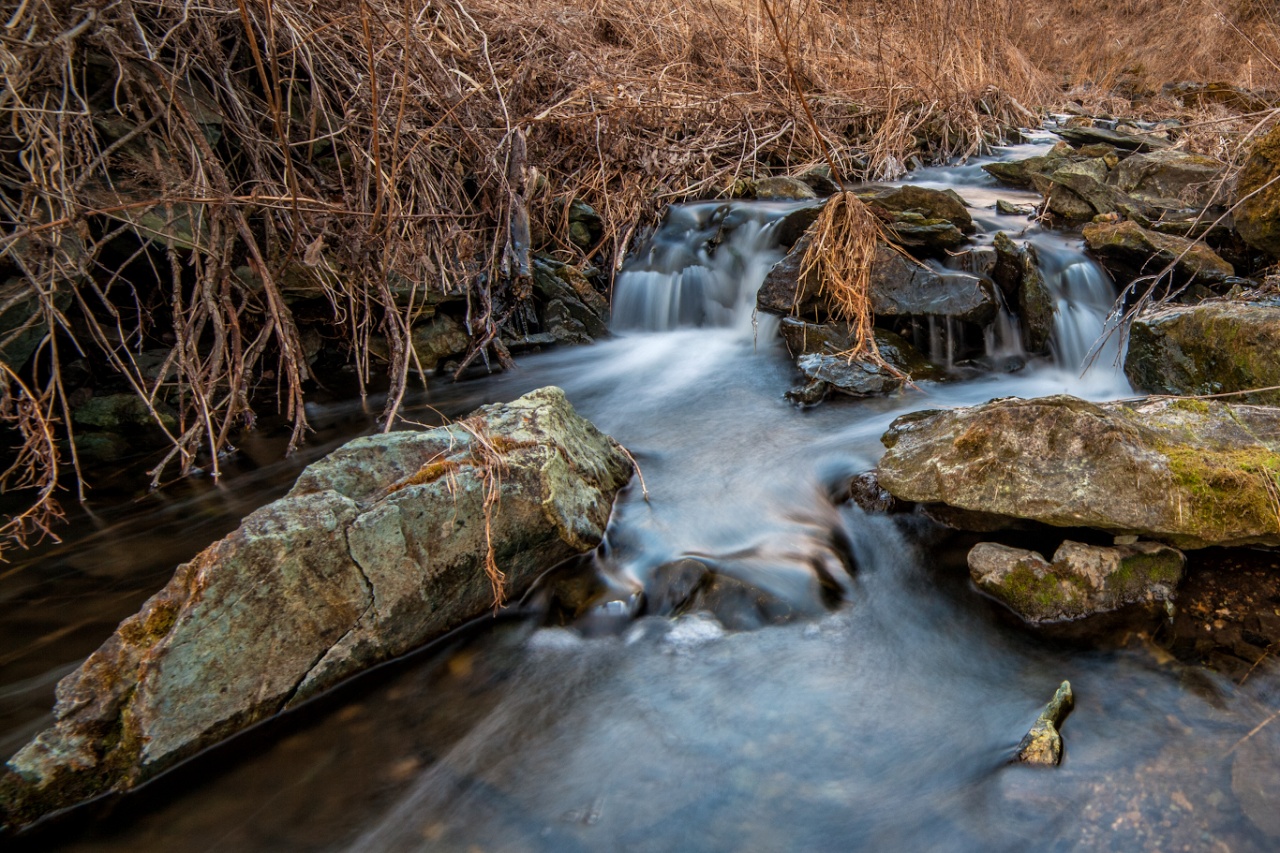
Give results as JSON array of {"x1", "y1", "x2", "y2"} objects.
[
  {"x1": 1, "y1": 386, "x2": 633, "y2": 832},
  {"x1": 1083, "y1": 220, "x2": 1233, "y2": 285},
  {"x1": 969, "y1": 539, "x2": 1185, "y2": 623},
  {"x1": 1235, "y1": 123, "x2": 1280, "y2": 257},
  {"x1": 1124, "y1": 300, "x2": 1280, "y2": 405},
  {"x1": 878, "y1": 395, "x2": 1280, "y2": 548},
  {"x1": 1161, "y1": 444, "x2": 1280, "y2": 544},
  {"x1": 1018, "y1": 681, "x2": 1074, "y2": 767}
]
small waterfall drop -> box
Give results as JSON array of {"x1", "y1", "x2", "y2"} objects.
[{"x1": 611, "y1": 201, "x2": 807, "y2": 337}]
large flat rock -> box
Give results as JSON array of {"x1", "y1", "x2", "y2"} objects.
[
  {"x1": 877, "y1": 395, "x2": 1280, "y2": 549},
  {"x1": 0, "y1": 387, "x2": 632, "y2": 830}
]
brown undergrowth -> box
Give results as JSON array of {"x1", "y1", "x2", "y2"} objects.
[{"x1": 0, "y1": 0, "x2": 1277, "y2": 553}]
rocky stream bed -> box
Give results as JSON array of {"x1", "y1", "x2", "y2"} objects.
[{"x1": 5, "y1": 117, "x2": 1280, "y2": 850}]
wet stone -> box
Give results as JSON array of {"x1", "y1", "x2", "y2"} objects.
[
  {"x1": 969, "y1": 540, "x2": 1186, "y2": 623},
  {"x1": 1017, "y1": 681, "x2": 1073, "y2": 766}
]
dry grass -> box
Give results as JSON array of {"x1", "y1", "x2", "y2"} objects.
[
  {"x1": 0, "y1": 0, "x2": 1277, "y2": 551},
  {"x1": 800, "y1": 193, "x2": 898, "y2": 368}
]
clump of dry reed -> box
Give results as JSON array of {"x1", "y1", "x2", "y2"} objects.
[{"x1": 0, "y1": 0, "x2": 1277, "y2": 553}]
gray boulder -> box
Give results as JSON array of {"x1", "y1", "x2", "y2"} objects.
[
  {"x1": 0, "y1": 387, "x2": 633, "y2": 830},
  {"x1": 1083, "y1": 220, "x2": 1233, "y2": 286},
  {"x1": 873, "y1": 266, "x2": 997, "y2": 326},
  {"x1": 877, "y1": 394, "x2": 1280, "y2": 549},
  {"x1": 863, "y1": 185, "x2": 974, "y2": 232},
  {"x1": 758, "y1": 235, "x2": 998, "y2": 327},
  {"x1": 969, "y1": 540, "x2": 1185, "y2": 623},
  {"x1": 1110, "y1": 149, "x2": 1224, "y2": 210},
  {"x1": 533, "y1": 259, "x2": 609, "y2": 342},
  {"x1": 1041, "y1": 158, "x2": 1131, "y2": 218},
  {"x1": 983, "y1": 153, "x2": 1068, "y2": 189},
  {"x1": 788, "y1": 352, "x2": 905, "y2": 403},
  {"x1": 778, "y1": 319, "x2": 942, "y2": 377},
  {"x1": 1054, "y1": 126, "x2": 1171, "y2": 152}
]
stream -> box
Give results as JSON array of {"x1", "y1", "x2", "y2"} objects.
[{"x1": 4, "y1": 137, "x2": 1280, "y2": 851}]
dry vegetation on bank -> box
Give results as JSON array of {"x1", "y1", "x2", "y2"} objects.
[{"x1": 0, "y1": 0, "x2": 1277, "y2": 548}]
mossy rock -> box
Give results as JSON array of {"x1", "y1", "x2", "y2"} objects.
[
  {"x1": 1083, "y1": 220, "x2": 1233, "y2": 286},
  {"x1": 754, "y1": 176, "x2": 818, "y2": 201},
  {"x1": 0, "y1": 388, "x2": 634, "y2": 831},
  {"x1": 1125, "y1": 299, "x2": 1280, "y2": 404},
  {"x1": 1235, "y1": 123, "x2": 1280, "y2": 258},
  {"x1": 72, "y1": 393, "x2": 178, "y2": 432},
  {"x1": 969, "y1": 540, "x2": 1184, "y2": 623},
  {"x1": 877, "y1": 394, "x2": 1280, "y2": 548}
]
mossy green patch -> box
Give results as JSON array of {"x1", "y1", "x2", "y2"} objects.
[
  {"x1": 1169, "y1": 398, "x2": 1211, "y2": 415},
  {"x1": 1164, "y1": 443, "x2": 1280, "y2": 540},
  {"x1": 997, "y1": 564, "x2": 1087, "y2": 614}
]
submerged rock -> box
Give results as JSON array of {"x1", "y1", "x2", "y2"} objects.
[
  {"x1": 1017, "y1": 681, "x2": 1073, "y2": 767},
  {"x1": 1235, "y1": 123, "x2": 1280, "y2": 258},
  {"x1": 1125, "y1": 298, "x2": 1280, "y2": 405},
  {"x1": 0, "y1": 387, "x2": 633, "y2": 830},
  {"x1": 1082, "y1": 220, "x2": 1233, "y2": 286},
  {"x1": 845, "y1": 471, "x2": 906, "y2": 514},
  {"x1": 877, "y1": 395, "x2": 1280, "y2": 549},
  {"x1": 969, "y1": 540, "x2": 1185, "y2": 623}
]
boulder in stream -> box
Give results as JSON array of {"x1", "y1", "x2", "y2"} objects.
[
  {"x1": 0, "y1": 387, "x2": 633, "y2": 831},
  {"x1": 1124, "y1": 297, "x2": 1280, "y2": 405},
  {"x1": 969, "y1": 540, "x2": 1185, "y2": 623},
  {"x1": 877, "y1": 395, "x2": 1280, "y2": 549},
  {"x1": 1110, "y1": 149, "x2": 1224, "y2": 210},
  {"x1": 862, "y1": 186, "x2": 973, "y2": 255},
  {"x1": 992, "y1": 233, "x2": 1054, "y2": 354},
  {"x1": 788, "y1": 352, "x2": 905, "y2": 403},
  {"x1": 983, "y1": 152, "x2": 1068, "y2": 189},
  {"x1": 1082, "y1": 220, "x2": 1233, "y2": 286},
  {"x1": 757, "y1": 234, "x2": 997, "y2": 328}
]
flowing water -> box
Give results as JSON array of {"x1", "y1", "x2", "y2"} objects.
[{"x1": 5, "y1": 139, "x2": 1280, "y2": 851}]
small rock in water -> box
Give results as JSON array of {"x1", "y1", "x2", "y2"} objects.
[
  {"x1": 968, "y1": 539, "x2": 1185, "y2": 623},
  {"x1": 1017, "y1": 681, "x2": 1074, "y2": 766},
  {"x1": 791, "y1": 352, "x2": 904, "y2": 400},
  {"x1": 995, "y1": 199, "x2": 1036, "y2": 216}
]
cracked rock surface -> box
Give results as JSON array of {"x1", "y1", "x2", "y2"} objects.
[{"x1": 0, "y1": 386, "x2": 632, "y2": 830}]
